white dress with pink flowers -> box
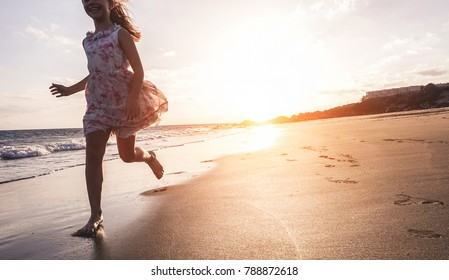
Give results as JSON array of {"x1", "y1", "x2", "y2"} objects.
[{"x1": 82, "y1": 24, "x2": 168, "y2": 138}]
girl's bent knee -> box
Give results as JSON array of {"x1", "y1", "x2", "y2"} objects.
[{"x1": 120, "y1": 154, "x2": 135, "y2": 163}]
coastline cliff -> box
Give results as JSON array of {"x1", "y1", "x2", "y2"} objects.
[{"x1": 241, "y1": 83, "x2": 449, "y2": 126}]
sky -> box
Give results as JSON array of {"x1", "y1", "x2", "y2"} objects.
[{"x1": 2, "y1": 0, "x2": 449, "y2": 129}]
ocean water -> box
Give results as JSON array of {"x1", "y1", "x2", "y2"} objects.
[{"x1": 0, "y1": 124, "x2": 240, "y2": 184}]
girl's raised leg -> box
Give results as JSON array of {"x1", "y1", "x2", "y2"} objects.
[
  {"x1": 116, "y1": 135, "x2": 164, "y2": 179},
  {"x1": 73, "y1": 130, "x2": 110, "y2": 237}
]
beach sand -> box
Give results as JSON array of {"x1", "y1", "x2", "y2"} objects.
[{"x1": 1, "y1": 108, "x2": 449, "y2": 259}]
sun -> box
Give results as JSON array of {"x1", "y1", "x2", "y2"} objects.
[{"x1": 202, "y1": 17, "x2": 324, "y2": 123}]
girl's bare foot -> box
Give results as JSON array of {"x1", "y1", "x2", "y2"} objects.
[
  {"x1": 147, "y1": 151, "x2": 164, "y2": 179},
  {"x1": 72, "y1": 212, "x2": 104, "y2": 238}
]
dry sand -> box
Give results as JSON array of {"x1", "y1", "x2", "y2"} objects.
[{"x1": 1, "y1": 108, "x2": 449, "y2": 259}]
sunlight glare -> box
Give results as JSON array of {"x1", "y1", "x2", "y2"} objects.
[
  {"x1": 202, "y1": 15, "x2": 325, "y2": 122},
  {"x1": 244, "y1": 125, "x2": 281, "y2": 152}
]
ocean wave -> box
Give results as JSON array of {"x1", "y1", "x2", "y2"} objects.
[
  {"x1": 46, "y1": 142, "x2": 86, "y2": 152},
  {"x1": 0, "y1": 125, "x2": 237, "y2": 184},
  {"x1": 0, "y1": 141, "x2": 86, "y2": 160},
  {"x1": 0, "y1": 145, "x2": 51, "y2": 160}
]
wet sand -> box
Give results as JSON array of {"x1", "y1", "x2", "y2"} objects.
[{"x1": 1, "y1": 108, "x2": 449, "y2": 259}]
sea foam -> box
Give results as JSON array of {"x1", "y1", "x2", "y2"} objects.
[
  {"x1": 0, "y1": 145, "x2": 51, "y2": 160},
  {"x1": 0, "y1": 141, "x2": 86, "y2": 160}
]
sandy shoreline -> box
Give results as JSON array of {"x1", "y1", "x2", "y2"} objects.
[{"x1": 1, "y1": 109, "x2": 449, "y2": 259}]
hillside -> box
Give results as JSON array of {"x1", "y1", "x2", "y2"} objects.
[{"x1": 242, "y1": 83, "x2": 449, "y2": 126}]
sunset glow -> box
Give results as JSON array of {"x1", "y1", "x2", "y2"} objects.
[
  {"x1": 245, "y1": 125, "x2": 282, "y2": 151},
  {"x1": 2, "y1": 1, "x2": 449, "y2": 129}
]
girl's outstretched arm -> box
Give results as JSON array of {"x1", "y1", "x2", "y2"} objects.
[
  {"x1": 50, "y1": 75, "x2": 90, "y2": 98},
  {"x1": 118, "y1": 28, "x2": 144, "y2": 120}
]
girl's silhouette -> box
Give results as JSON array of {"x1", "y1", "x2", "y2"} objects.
[{"x1": 50, "y1": 0, "x2": 168, "y2": 237}]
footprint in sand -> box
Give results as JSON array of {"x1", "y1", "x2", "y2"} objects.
[
  {"x1": 280, "y1": 153, "x2": 297, "y2": 161},
  {"x1": 325, "y1": 177, "x2": 358, "y2": 184},
  {"x1": 303, "y1": 146, "x2": 361, "y2": 169},
  {"x1": 167, "y1": 171, "x2": 186, "y2": 175},
  {"x1": 384, "y1": 138, "x2": 403, "y2": 143},
  {"x1": 394, "y1": 194, "x2": 444, "y2": 206},
  {"x1": 302, "y1": 146, "x2": 319, "y2": 151},
  {"x1": 141, "y1": 187, "x2": 168, "y2": 196},
  {"x1": 383, "y1": 138, "x2": 449, "y2": 145},
  {"x1": 340, "y1": 154, "x2": 360, "y2": 165},
  {"x1": 407, "y1": 228, "x2": 443, "y2": 239},
  {"x1": 324, "y1": 153, "x2": 360, "y2": 167}
]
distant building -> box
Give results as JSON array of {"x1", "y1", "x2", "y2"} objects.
[
  {"x1": 364, "y1": 85, "x2": 422, "y2": 100},
  {"x1": 363, "y1": 82, "x2": 449, "y2": 101},
  {"x1": 436, "y1": 82, "x2": 449, "y2": 90}
]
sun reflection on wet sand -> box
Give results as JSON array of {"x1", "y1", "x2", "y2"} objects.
[{"x1": 242, "y1": 125, "x2": 282, "y2": 152}]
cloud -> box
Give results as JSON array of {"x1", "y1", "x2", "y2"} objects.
[
  {"x1": 155, "y1": 48, "x2": 177, "y2": 58},
  {"x1": 416, "y1": 69, "x2": 447, "y2": 77},
  {"x1": 363, "y1": 32, "x2": 443, "y2": 86},
  {"x1": 146, "y1": 67, "x2": 194, "y2": 83},
  {"x1": 382, "y1": 37, "x2": 411, "y2": 50},
  {"x1": 163, "y1": 51, "x2": 177, "y2": 57},
  {"x1": 25, "y1": 25, "x2": 49, "y2": 40},
  {"x1": 24, "y1": 23, "x2": 76, "y2": 46},
  {"x1": 144, "y1": 66, "x2": 198, "y2": 96},
  {"x1": 381, "y1": 33, "x2": 440, "y2": 55},
  {"x1": 318, "y1": 88, "x2": 362, "y2": 96},
  {"x1": 309, "y1": 0, "x2": 370, "y2": 20}
]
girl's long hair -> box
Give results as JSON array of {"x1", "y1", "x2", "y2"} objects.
[{"x1": 109, "y1": 0, "x2": 141, "y2": 41}]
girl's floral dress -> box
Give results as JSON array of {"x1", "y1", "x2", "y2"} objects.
[{"x1": 82, "y1": 24, "x2": 168, "y2": 138}]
